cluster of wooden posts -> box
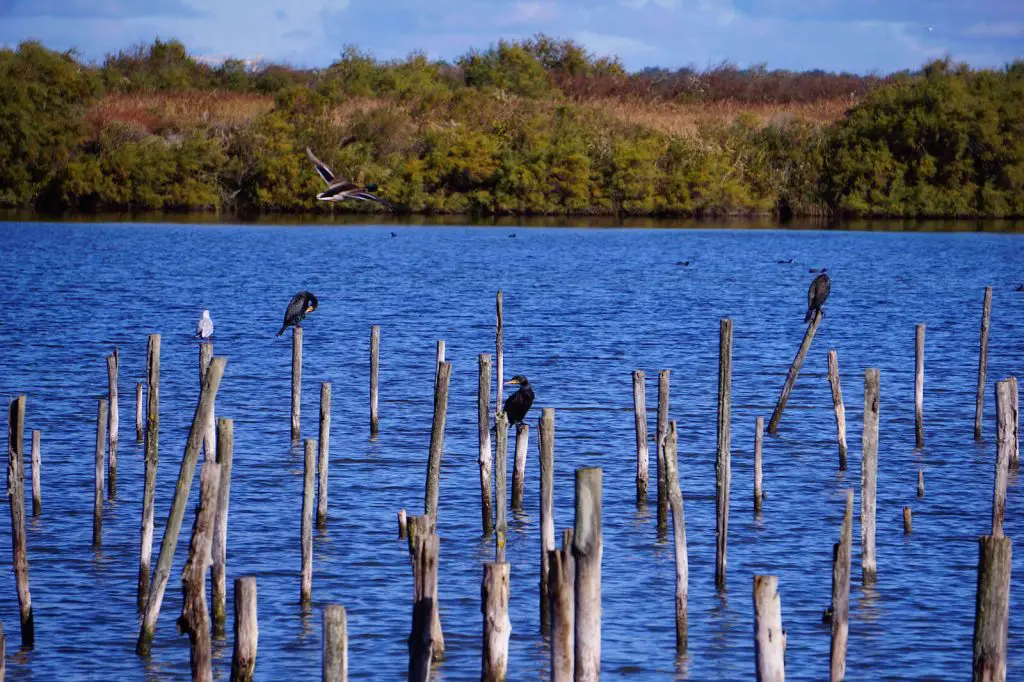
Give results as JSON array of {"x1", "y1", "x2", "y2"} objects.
[{"x1": 1, "y1": 286, "x2": 1020, "y2": 681}]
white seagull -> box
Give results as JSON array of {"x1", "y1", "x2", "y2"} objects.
[{"x1": 194, "y1": 309, "x2": 214, "y2": 340}]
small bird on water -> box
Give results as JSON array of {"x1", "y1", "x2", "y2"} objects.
[
  {"x1": 277, "y1": 291, "x2": 319, "y2": 336},
  {"x1": 193, "y1": 309, "x2": 214, "y2": 340},
  {"x1": 805, "y1": 269, "x2": 831, "y2": 322},
  {"x1": 503, "y1": 375, "x2": 535, "y2": 427},
  {"x1": 305, "y1": 147, "x2": 393, "y2": 209}
]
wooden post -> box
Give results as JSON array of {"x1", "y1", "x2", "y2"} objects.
[
  {"x1": 632, "y1": 370, "x2": 649, "y2": 503},
  {"x1": 200, "y1": 343, "x2": 215, "y2": 463},
  {"x1": 496, "y1": 290, "x2": 503, "y2": 418},
  {"x1": 829, "y1": 489, "x2": 853, "y2": 682},
  {"x1": 975, "y1": 287, "x2": 992, "y2": 440},
  {"x1": 93, "y1": 398, "x2": 108, "y2": 548},
  {"x1": 231, "y1": 576, "x2": 258, "y2": 682},
  {"x1": 434, "y1": 340, "x2": 445, "y2": 388},
  {"x1": 136, "y1": 382, "x2": 143, "y2": 442},
  {"x1": 0, "y1": 621, "x2": 5, "y2": 680},
  {"x1": 511, "y1": 423, "x2": 529, "y2": 510},
  {"x1": 292, "y1": 326, "x2": 303, "y2": 442},
  {"x1": 754, "y1": 416, "x2": 764, "y2": 514},
  {"x1": 323, "y1": 604, "x2": 348, "y2": 682},
  {"x1": 918, "y1": 470, "x2": 924, "y2": 498},
  {"x1": 992, "y1": 379, "x2": 1014, "y2": 537},
  {"x1": 7, "y1": 396, "x2": 33, "y2": 647},
  {"x1": 539, "y1": 408, "x2": 555, "y2": 634},
  {"x1": 861, "y1": 368, "x2": 880, "y2": 584},
  {"x1": 495, "y1": 412, "x2": 509, "y2": 559},
  {"x1": 317, "y1": 382, "x2": 331, "y2": 529},
  {"x1": 398, "y1": 509, "x2": 408, "y2": 538},
  {"x1": 478, "y1": 354, "x2": 493, "y2": 533},
  {"x1": 915, "y1": 324, "x2": 925, "y2": 447},
  {"x1": 549, "y1": 529, "x2": 575, "y2": 682},
  {"x1": 138, "y1": 333, "x2": 160, "y2": 611},
  {"x1": 301, "y1": 438, "x2": 315, "y2": 604},
  {"x1": 1009, "y1": 377, "x2": 1019, "y2": 468},
  {"x1": 107, "y1": 349, "x2": 119, "y2": 498},
  {"x1": 768, "y1": 308, "x2": 823, "y2": 434},
  {"x1": 178, "y1": 427, "x2": 222, "y2": 682},
  {"x1": 137, "y1": 356, "x2": 226, "y2": 656},
  {"x1": 370, "y1": 324, "x2": 380, "y2": 436},
  {"x1": 656, "y1": 369, "x2": 670, "y2": 531},
  {"x1": 409, "y1": 533, "x2": 439, "y2": 682},
  {"x1": 973, "y1": 535, "x2": 1011, "y2": 682},
  {"x1": 573, "y1": 467, "x2": 602, "y2": 682},
  {"x1": 827, "y1": 349, "x2": 848, "y2": 470},
  {"x1": 481, "y1": 562, "x2": 511, "y2": 682},
  {"x1": 716, "y1": 318, "x2": 732, "y2": 589},
  {"x1": 664, "y1": 422, "x2": 688, "y2": 652},
  {"x1": 425, "y1": 361, "x2": 452, "y2": 520},
  {"x1": 406, "y1": 516, "x2": 444, "y2": 659},
  {"x1": 30, "y1": 430, "x2": 40, "y2": 516},
  {"x1": 753, "y1": 575, "x2": 785, "y2": 682},
  {"x1": 212, "y1": 418, "x2": 235, "y2": 638},
  {"x1": 903, "y1": 507, "x2": 912, "y2": 534}
]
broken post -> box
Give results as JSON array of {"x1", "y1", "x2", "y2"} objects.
[
  {"x1": 323, "y1": 604, "x2": 348, "y2": 682},
  {"x1": 481, "y1": 562, "x2": 511, "y2": 682},
  {"x1": 425, "y1": 361, "x2": 452, "y2": 520},
  {"x1": 753, "y1": 575, "x2": 785, "y2": 682},
  {"x1": 231, "y1": 576, "x2": 258, "y2": 682},
  {"x1": 973, "y1": 535, "x2": 1011, "y2": 682},
  {"x1": 549, "y1": 529, "x2": 575, "y2": 682},
  {"x1": 768, "y1": 308, "x2": 823, "y2": 434},
  {"x1": 409, "y1": 532, "x2": 439, "y2": 682},
  {"x1": 827, "y1": 349, "x2": 848, "y2": 470},
  {"x1": 830, "y1": 489, "x2": 853, "y2": 682},
  {"x1": 511, "y1": 423, "x2": 529, "y2": 510},
  {"x1": 574, "y1": 467, "x2": 602, "y2": 682}
]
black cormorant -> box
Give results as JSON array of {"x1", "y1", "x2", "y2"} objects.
[
  {"x1": 305, "y1": 148, "x2": 393, "y2": 209},
  {"x1": 277, "y1": 291, "x2": 319, "y2": 336},
  {"x1": 503, "y1": 375, "x2": 534, "y2": 426},
  {"x1": 805, "y1": 269, "x2": 830, "y2": 322}
]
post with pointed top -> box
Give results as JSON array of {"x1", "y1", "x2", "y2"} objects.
[
  {"x1": 107, "y1": 349, "x2": 119, "y2": 498},
  {"x1": 496, "y1": 290, "x2": 504, "y2": 418},
  {"x1": 862, "y1": 368, "x2": 880, "y2": 584},
  {"x1": 478, "y1": 354, "x2": 494, "y2": 533},
  {"x1": 992, "y1": 379, "x2": 1015, "y2": 537},
  {"x1": 753, "y1": 575, "x2": 786, "y2": 682},
  {"x1": 656, "y1": 369, "x2": 670, "y2": 531},
  {"x1": 370, "y1": 324, "x2": 380, "y2": 436},
  {"x1": 539, "y1": 408, "x2": 555, "y2": 634},
  {"x1": 574, "y1": 467, "x2": 602, "y2": 682},
  {"x1": 495, "y1": 412, "x2": 509, "y2": 561},
  {"x1": 549, "y1": 529, "x2": 575, "y2": 682},
  {"x1": 915, "y1": 324, "x2": 925, "y2": 447},
  {"x1": 716, "y1": 318, "x2": 732, "y2": 589},
  {"x1": 511, "y1": 423, "x2": 529, "y2": 511},
  {"x1": 975, "y1": 287, "x2": 992, "y2": 440},
  {"x1": 212, "y1": 418, "x2": 235, "y2": 638},
  {"x1": 665, "y1": 422, "x2": 689, "y2": 652},
  {"x1": 231, "y1": 576, "x2": 258, "y2": 682},
  {"x1": 425, "y1": 361, "x2": 452, "y2": 521},
  {"x1": 973, "y1": 535, "x2": 1011, "y2": 682},
  {"x1": 7, "y1": 395, "x2": 33, "y2": 647},
  {"x1": 754, "y1": 417, "x2": 764, "y2": 514},
  {"x1": 301, "y1": 438, "x2": 315, "y2": 605},
  {"x1": 768, "y1": 309, "x2": 822, "y2": 434},
  {"x1": 292, "y1": 327, "x2": 303, "y2": 442},
  {"x1": 30, "y1": 430, "x2": 41, "y2": 516},
  {"x1": 138, "y1": 333, "x2": 161, "y2": 611},
  {"x1": 827, "y1": 349, "x2": 848, "y2": 470},
  {"x1": 136, "y1": 381, "x2": 143, "y2": 442},
  {"x1": 830, "y1": 489, "x2": 853, "y2": 682},
  {"x1": 93, "y1": 398, "x2": 108, "y2": 548},
  {"x1": 200, "y1": 343, "x2": 215, "y2": 463},
  {"x1": 317, "y1": 383, "x2": 331, "y2": 529},
  {"x1": 632, "y1": 370, "x2": 649, "y2": 503},
  {"x1": 323, "y1": 604, "x2": 348, "y2": 682},
  {"x1": 481, "y1": 562, "x2": 510, "y2": 682}
]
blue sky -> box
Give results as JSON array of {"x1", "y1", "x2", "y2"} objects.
[{"x1": 1, "y1": 0, "x2": 1021, "y2": 73}]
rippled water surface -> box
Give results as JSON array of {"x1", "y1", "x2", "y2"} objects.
[{"x1": 0, "y1": 221, "x2": 1022, "y2": 681}]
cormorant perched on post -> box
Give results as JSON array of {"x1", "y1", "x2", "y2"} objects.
[
  {"x1": 805, "y1": 269, "x2": 831, "y2": 322},
  {"x1": 503, "y1": 375, "x2": 534, "y2": 426},
  {"x1": 277, "y1": 291, "x2": 319, "y2": 336}
]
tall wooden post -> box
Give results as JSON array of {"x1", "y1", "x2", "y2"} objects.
[
  {"x1": 656, "y1": 369, "x2": 670, "y2": 531},
  {"x1": 495, "y1": 412, "x2": 509, "y2": 559},
  {"x1": 292, "y1": 327, "x2": 303, "y2": 442},
  {"x1": 107, "y1": 349, "x2": 119, "y2": 498},
  {"x1": 93, "y1": 398, "x2": 108, "y2": 548},
  {"x1": 231, "y1": 576, "x2": 258, "y2": 682},
  {"x1": 370, "y1": 324, "x2": 380, "y2": 436},
  {"x1": 323, "y1": 604, "x2": 348, "y2": 682},
  {"x1": 481, "y1": 562, "x2": 511, "y2": 682},
  {"x1": 861, "y1": 368, "x2": 880, "y2": 584},
  {"x1": 827, "y1": 350, "x2": 848, "y2": 470},
  {"x1": 754, "y1": 417, "x2": 764, "y2": 514},
  {"x1": 136, "y1": 381, "x2": 143, "y2": 442},
  {"x1": 496, "y1": 290, "x2": 504, "y2": 418},
  {"x1": 200, "y1": 343, "x2": 215, "y2": 463},
  {"x1": 511, "y1": 423, "x2": 529, "y2": 510},
  {"x1": 301, "y1": 438, "x2": 315, "y2": 605},
  {"x1": 549, "y1": 529, "x2": 575, "y2": 682},
  {"x1": 716, "y1": 318, "x2": 732, "y2": 588},
  {"x1": 138, "y1": 333, "x2": 160, "y2": 611},
  {"x1": 425, "y1": 361, "x2": 452, "y2": 520},
  {"x1": 830, "y1": 489, "x2": 853, "y2": 681},
  {"x1": 975, "y1": 287, "x2": 992, "y2": 439},
  {"x1": 993, "y1": 379, "x2": 1015, "y2": 536},
  {"x1": 664, "y1": 422, "x2": 688, "y2": 652},
  {"x1": 7, "y1": 396, "x2": 33, "y2": 647},
  {"x1": 915, "y1": 324, "x2": 925, "y2": 447},
  {"x1": 632, "y1": 370, "x2": 649, "y2": 503},
  {"x1": 768, "y1": 308, "x2": 823, "y2": 434},
  {"x1": 478, "y1": 354, "x2": 493, "y2": 533},
  {"x1": 574, "y1": 468, "x2": 602, "y2": 682},
  {"x1": 317, "y1": 382, "x2": 331, "y2": 529},
  {"x1": 973, "y1": 535, "x2": 1011, "y2": 682},
  {"x1": 753, "y1": 575, "x2": 785, "y2": 682},
  {"x1": 212, "y1": 418, "x2": 235, "y2": 637},
  {"x1": 539, "y1": 408, "x2": 555, "y2": 634}
]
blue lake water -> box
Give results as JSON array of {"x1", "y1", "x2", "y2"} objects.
[{"x1": 0, "y1": 221, "x2": 1022, "y2": 681}]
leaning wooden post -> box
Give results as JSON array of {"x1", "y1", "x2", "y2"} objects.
[
  {"x1": 211, "y1": 418, "x2": 235, "y2": 637},
  {"x1": 973, "y1": 535, "x2": 1011, "y2": 682},
  {"x1": 754, "y1": 417, "x2": 764, "y2": 514},
  {"x1": 409, "y1": 533, "x2": 440, "y2": 682},
  {"x1": 136, "y1": 382, "x2": 143, "y2": 442},
  {"x1": 495, "y1": 412, "x2": 509, "y2": 559},
  {"x1": 539, "y1": 408, "x2": 555, "y2": 634},
  {"x1": 301, "y1": 438, "x2": 315, "y2": 605},
  {"x1": 200, "y1": 343, "x2": 215, "y2": 463},
  {"x1": 975, "y1": 287, "x2": 992, "y2": 440},
  {"x1": 768, "y1": 308, "x2": 823, "y2": 434},
  {"x1": 370, "y1": 324, "x2": 380, "y2": 436},
  {"x1": 861, "y1": 368, "x2": 880, "y2": 584},
  {"x1": 481, "y1": 562, "x2": 511, "y2": 682},
  {"x1": 827, "y1": 350, "x2": 848, "y2": 470},
  {"x1": 478, "y1": 354, "x2": 494, "y2": 533},
  {"x1": 138, "y1": 333, "x2": 160, "y2": 611},
  {"x1": 915, "y1": 324, "x2": 925, "y2": 447},
  {"x1": 656, "y1": 369, "x2": 670, "y2": 531},
  {"x1": 93, "y1": 398, "x2": 108, "y2": 548},
  {"x1": 231, "y1": 576, "x2": 258, "y2": 682},
  {"x1": 107, "y1": 349, "x2": 119, "y2": 498},
  {"x1": 496, "y1": 290, "x2": 504, "y2": 417},
  {"x1": 632, "y1": 370, "x2": 649, "y2": 503},
  {"x1": 292, "y1": 326, "x2": 303, "y2": 442},
  {"x1": 136, "y1": 356, "x2": 226, "y2": 656},
  {"x1": 716, "y1": 318, "x2": 732, "y2": 589},
  {"x1": 664, "y1": 421, "x2": 689, "y2": 652},
  {"x1": 549, "y1": 529, "x2": 575, "y2": 682},
  {"x1": 317, "y1": 382, "x2": 332, "y2": 529},
  {"x1": 753, "y1": 575, "x2": 786, "y2": 682},
  {"x1": 829, "y1": 489, "x2": 853, "y2": 682},
  {"x1": 7, "y1": 396, "x2": 33, "y2": 647},
  {"x1": 992, "y1": 380, "x2": 1014, "y2": 537},
  {"x1": 30, "y1": 430, "x2": 41, "y2": 516},
  {"x1": 511, "y1": 423, "x2": 529, "y2": 510},
  {"x1": 425, "y1": 361, "x2": 452, "y2": 520},
  {"x1": 323, "y1": 604, "x2": 348, "y2": 682},
  {"x1": 574, "y1": 467, "x2": 602, "y2": 682}
]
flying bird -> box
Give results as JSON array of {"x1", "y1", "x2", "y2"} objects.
[
  {"x1": 277, "y1": 291, "x2": 319, "y2": 337},
  {"x1": 503, "y1": 375, "x2": 535, "y2": 427},
  {"x1": 194, "y1": 309, "x2": 214, "y2": 340},
  {"x1": 805, "y1": 269, "x2": 831, "y2": 323},
  {"x1": 305, "y1": 147, "x2": 393, "y2": 209}
]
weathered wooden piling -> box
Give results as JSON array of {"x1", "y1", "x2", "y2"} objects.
[
  {"x1": 511, "y1": 423, "x2": 529, "y2": 510},
  {"x1": 136, "y1": 382, "x2": 143, "y2": 442},
  {"x1": 200, "y1": 343, "x2": 215, "y2": 462},
  {"x1": 370, "y1": 324, "x2": 380, "y2": 436},
  {"x1": 481, "y1": 562, "x2": 511, "y2": 682},
  {"x1": 574, "y1": 467, "x2": 602, "y2": 682},
  {"x1": 301, "y1": 438, "x2": 315, "y2": 605},
  {"x1": 137, "y1": 356, "x2": 226, "y2": 656},
  {"x1": 323, "y1": 604, "x2": 348, "y2": 682},
  {"x1": 903, "y1": 507, "x2": 912, "y2": 534},
  {"x1": 716, "y1": 318, "x2": 732, "y2": 588},
  {"x1": 539, "y1": 408, "x2": 555, "y2": 634},
  {"x1": 632, "y1": 370, "x2": 649, "y2": 502},
  {"x1": 992, "y1": 379, "x2": 1014, "y2": 537},
  {"x1": 549, "y1": 529, "x2": 575, "y2": 682},
  {"x1": 93, "y1": 398, "x2": 108, "y2": 548},
  {"x1": 754, "y1": 416, "x2": 764, "y2": 514},
  {"x1": 829, "y1": 489, "x2": 853, "y2": 682},
  {"x1": 138, "y1": 333, "x2": 160, "y2": 611},
  {"x1": 862, "y1": 368, "x2": 880, "y2": 584},
  {"x1": 231, "y1": 576, "x2": 258, "y2": 682},
  {"x1": 768, "y1": 308, "x2": 823, "y2": 434},
  {"x1": 915, "y1": 324, "x2": 925, "y2": 447},
  {"x1": 0, "y1": 621, "x2": 5, "y2": 679},
  {"x1": 656, "y1": 369, "x2": 670, "y2": 531},
  {"x1": 107, "y1": 349, "x2": 119, "y2": 498},
  {"x1": 398, "y1": 509, "x2": 408, "y2": 538},
  {"x1": 753, "y1": 575, "x2": 785, "y2": 682},
  {"x1": 478, "y1": 354, "x2": 494, "y2": 533},
  {"x1": 30, "y1": 430, "x2": 40, "y2": 516},
  {"x1": 973, "y1": 535, "x2": 1011, "y2": 682},
  {"x1": 918, "y1": 470, "x2": 925, "y2": 498},
  {"x1": 495, "y1": 412, "x2": 509, "y2": 559},
  {"x1": 664, "y1": 421, "x2": 689, "y2": 652},
  {"x1": 827, "y1": 349, "x2": 848, "y2": 469},
  {"x1": 292, "y1": 326, "x2": 303, "y2": 442},
  {"x1": 1009, "y1": 377, "x2": 1019, "y2": 468},
  {"x1": 212, "y1": 418, "x2": 235, "y2": 637},
  {"x1": 7, "y1": 396, "x2": 33, "y2": 647},
  {"x1": 496, "y1": 290, "x2": 504, "y2": 416},
  {"x1": 317, "y1": 382, "x2": 332, "y2": 529},
  {"x1": 975, "y1": 286, "x2": 992, "y2": 440},
  {"x1": 406, "y1": 515, "x2": 444, "y2": 659},
  {"x1": 409, "y1": 532, "x2": 440, "y2": 682},
  {"x1": 434, "y1": 340, "x2": 445, "y2": 390},
  {"x1": 425, "y1": 360, "x2": 452, "y2": 520}
]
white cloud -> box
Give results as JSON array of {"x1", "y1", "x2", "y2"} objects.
[{"x1": 965, "y1": 22, "x2": 1024, "y2": 39}]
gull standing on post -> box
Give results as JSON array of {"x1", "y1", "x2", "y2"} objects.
[{"x1": 194, "y1": 310, "x2": 214, "y2": 340}]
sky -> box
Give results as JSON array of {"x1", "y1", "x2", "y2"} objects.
[{"x1": 0, "y1": 0, "x2": 1021, "y2": 74}]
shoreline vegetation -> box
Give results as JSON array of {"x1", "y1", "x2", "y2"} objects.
[{"x1": 1, "y1": 38, "x2": 1022, "y2": 219}]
